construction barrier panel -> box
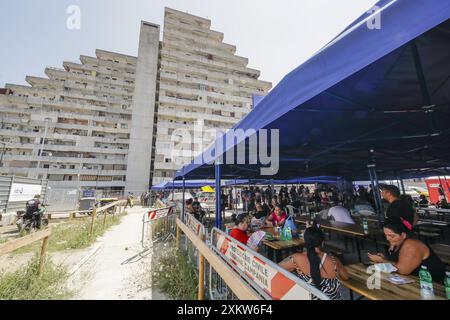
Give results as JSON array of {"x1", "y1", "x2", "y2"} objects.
[
  {"x1": 142, "y1": 206, "x2": 176, "y2": 246},
  {"x1": 211, "y1": 228, "x2": 330, "y2": 300}
]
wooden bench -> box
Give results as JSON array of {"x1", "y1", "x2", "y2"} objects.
[
  {"x1": 417, "y1": 231, "x2": 441, "y2": 244},
  {"x1": 323, "y1": 242, "x2": 345, "y2": 264},
  {"x1": 430, "y1": 244, "x2": 450, "y2": 267}
]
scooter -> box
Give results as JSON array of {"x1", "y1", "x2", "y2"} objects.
[{"x1": 16, "y1": 205, "x2": 49, "y2": 233}]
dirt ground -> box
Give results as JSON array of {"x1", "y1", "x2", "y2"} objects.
[
  {"x1": 0, "y1": 206, "x2": 167, "y2": 300},
  {"x1": 70, "y1": 206, "x2": 164, "y2": 300}
]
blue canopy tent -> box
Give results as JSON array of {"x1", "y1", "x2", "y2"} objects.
[
  {"x1": 224, "y1": 176, "x2": 342, "y2": 186},
  {"x1": 151, "y1": 180, "x2": 216, "y2": 190},
  {"x1": 174, "y1": 0, "x2": 450, "y2": 226}
]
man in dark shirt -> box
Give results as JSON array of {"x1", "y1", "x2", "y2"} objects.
[{"x1": 380, "y1": 185, "x2": 418, "y2": 226}]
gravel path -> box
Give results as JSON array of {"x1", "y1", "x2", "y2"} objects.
[{"x1": 72, "y1": 206, "x2": 160, "y2": 300}]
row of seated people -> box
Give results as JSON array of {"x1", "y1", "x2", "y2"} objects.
[{"x1": 228, "y1": 210, "x2": 446, "y2": 300}]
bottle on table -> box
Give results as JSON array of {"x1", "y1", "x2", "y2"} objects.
[
  {"x1": 419, "y1": 265, "x2": 435, "y2": 300},
  {"x1": 363, "y1": 219, "x2": 369, "y2": 234},
  {"x1": 445, "y1": 271, "x2": 450, "y2": 300}
]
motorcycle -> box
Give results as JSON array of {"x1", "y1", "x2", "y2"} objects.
[{"x1": 16, "y1": 205, "x2": 49, "y2": 233}]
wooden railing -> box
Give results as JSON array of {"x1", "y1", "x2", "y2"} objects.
[
  {"x1": 176, "y1": 218, "x2": 261, "y2": 300},
  {"x1": 89, "y1": 200, "x2": 127, "y2": 238},
  {"x1": 0, "y1": 228, "x2": 51, "y2": 278}
]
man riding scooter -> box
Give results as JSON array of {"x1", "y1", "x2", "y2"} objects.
[{"x1": 18, "y1": 194, "x2": 44, "y2": 231}]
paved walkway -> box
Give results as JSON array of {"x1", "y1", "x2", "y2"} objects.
[{"x1": 72, "y1": 206, "x2": 157, "y2": 300}]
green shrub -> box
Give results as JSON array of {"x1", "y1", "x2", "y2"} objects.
[
  {"x1": 0, "y1": 256, "x2": 73, "y2": 300},
  {"x1": 152, "y1": 242, "x2": 198, "y2": 300},
  {"x1": 13, "y1": 211, "x2": 127, "y2": 254}
]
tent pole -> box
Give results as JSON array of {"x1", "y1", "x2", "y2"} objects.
[
  {"x1": 172, "y1": 180, "x2": 174, "y2": 201},
  {"x1": 438, "y1": 176, "x2": 448, "y2": 202},
  {"x1": 400, "y1": 177, "x2": 406, "y2": 195},
  {"x1": 443, "y1": 175, "x2": 450, "y2": 202},
  {"x1": 368, "y1": 164, "x2": 384, "y2": 222},
  {"x1": 372, "y1": 168, "x2": 384, "y2": 222},
  {"x1": 215, "y1": 162, "x2": 222, "y2": 230},
  {"x1": 182, "y1": 177, "x2": 186, "y2": 222},
  {"x1": 234, "y1": 178, "x2": 238, "y2": 215}
]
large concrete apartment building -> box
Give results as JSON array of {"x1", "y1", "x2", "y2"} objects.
[{"x1": 0, "y1": 8, "x2": 271, "y2": 195}]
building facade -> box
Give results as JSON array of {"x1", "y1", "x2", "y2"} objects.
[
  {"x1": 152, "y1": 8, "x2": 272, "y2": 185},
  {"x1": 0, "y1": 8, "x2": 271, "y2": 195}
]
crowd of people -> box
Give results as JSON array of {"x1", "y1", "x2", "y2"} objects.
[{"x1": 224, "y1": 183, "x2": 447, "y2": 300}]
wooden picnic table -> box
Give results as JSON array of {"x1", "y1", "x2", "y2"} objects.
[
  {"x1": 296, "y1": 217, "x2": 384, "y2": 262},
  {"x1": 296, "y1": 217, "x2": 370, "y2": 237},
  {"x1": 417, "y1": 207, "x2": 450, "y2": 221},
  {"x1": 430, "y1": 243, "x2": 450, "y2": 266},
  {"x1": 341, "y1": 264, "x2": 447, "y2": 300},
  {"x1": 351, "y1": 215, "x2": 381, "y2": 224},
  {"x1": 259, "y1": 226, "x2": 305, "y2": 263}
]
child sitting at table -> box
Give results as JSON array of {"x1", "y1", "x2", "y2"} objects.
[
  {"x1": 279, "y1": 226, "x2": 349, "y2": 300},
  {"x1": 266, "y1": 205, "x2": 287, "y2": 227},
  {"x1": 230, "y1": 213, "x2": 258, "y2": 251},
  {"x1": 368, "y1": 218, "x2": 446, "y2": 283}
]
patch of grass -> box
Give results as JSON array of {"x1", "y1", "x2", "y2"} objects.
[
  {"x1": 152, "y1": 241, "x2": 198, "y2": 300},
  {"x1": 0, "y1": 256, "x2": 73, "y2": 300},
  {"x1": 13, "y1": 211, "x2": 127, "y2": 254}
]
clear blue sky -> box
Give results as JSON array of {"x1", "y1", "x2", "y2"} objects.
[{"x1": 0, "y1": 0, "x2": 377, "y2": 88}]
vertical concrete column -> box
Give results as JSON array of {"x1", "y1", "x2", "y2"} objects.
[{"x1": 125, "y1": 22, "x2": 160, "y2": 195}]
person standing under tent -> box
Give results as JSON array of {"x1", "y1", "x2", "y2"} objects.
[{"x1": 380, "y1": 185, "x2": 418, "y2": 227}]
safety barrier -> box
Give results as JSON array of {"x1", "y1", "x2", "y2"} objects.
[
  {"x1": 176, "y1": 218, "x2": 261, "y2": 300},
  {"x1": 45, "y1": 210, "x2": 92, "y2": 221},
  {"x1": 89, "y1": 200, "x2": 127, "y2": 239},
  {"x1": 141, "y1": 206, "x2": 176, "y2": 247},
  {"x1": 182, "y1": 213, "x2": 207, "y2": 272},
  {"x1": 211, "y1": 228, "x2": 329, "y2": 300}
]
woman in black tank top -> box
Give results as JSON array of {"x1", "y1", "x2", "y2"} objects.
[{"x1": 368, "y1": 218, "x2": 446, "y2": 283}]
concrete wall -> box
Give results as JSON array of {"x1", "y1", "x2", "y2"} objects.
[{"x1": 125, "y1": 22, "x2": 160, "y2": 195}]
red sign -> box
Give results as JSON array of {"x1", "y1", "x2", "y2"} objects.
[{"x1": 425, "y1": 178, "x2": 450, "y2": 204}]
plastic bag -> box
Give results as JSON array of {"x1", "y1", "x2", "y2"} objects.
[
  {"x1": 374, "y1": 263, "x2": 398, "y2": 273},
  {"x1": 284, "y1": 216, "x2": 297, "y2": 233}
]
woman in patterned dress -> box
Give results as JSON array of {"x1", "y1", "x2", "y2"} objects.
[{"x1": 279, "y1": 226, "x2": 349, "y2": 300}]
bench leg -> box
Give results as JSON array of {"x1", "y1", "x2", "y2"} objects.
[
  {"x1": 275, "y1": 250, "x2": 282, "y2": 264},
  {"x1": 356, "y1": 238, "x2": 362, "y2": 262}
]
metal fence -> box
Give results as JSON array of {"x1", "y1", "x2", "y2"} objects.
[
  {"x1": 174, "y1": 215, "x2": 330, "y2": 300},
  {"x1": 0, "y1": 176, "x2": 47, "y2": 223},
  {"x1": 45, "y1": 187, "x2": 79, "y2": 212},
  {"x1": 140, "y1": 199, "x2": 330, "y2": 300},
  {"x1": 141, "y1": 206, "x2": 177, "y2": 247},
  {"x1": 183, "y1": 213, "x2": 207, "y2": 273}
]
